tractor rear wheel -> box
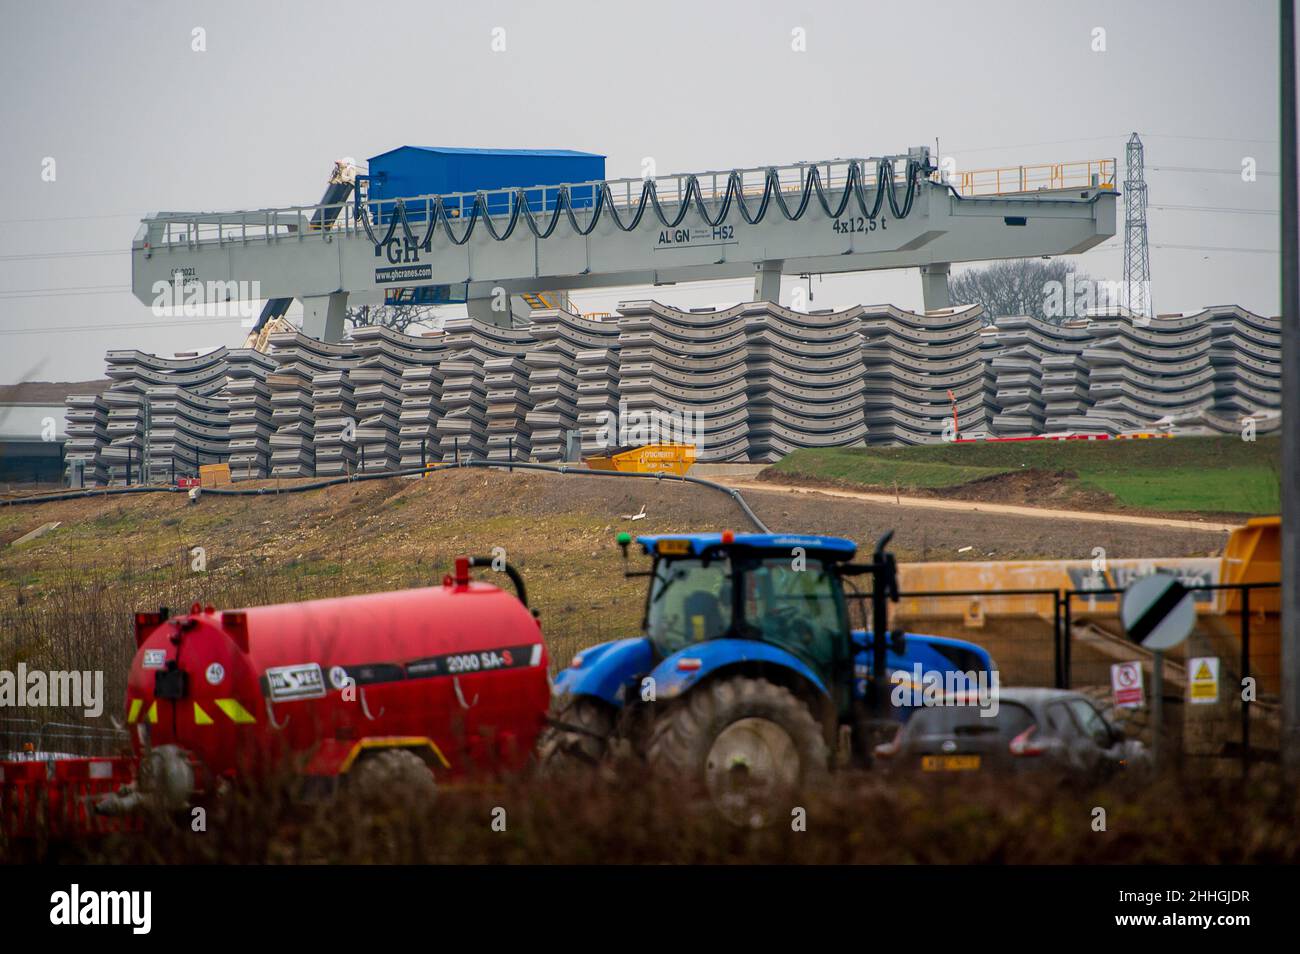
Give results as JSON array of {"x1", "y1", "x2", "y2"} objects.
[
  {"x1": 536, "y1": 696, "x2": 616, "y2": 775},
  {"x1": 646, "y1": 676, "x2": 829, "y2": 827}
]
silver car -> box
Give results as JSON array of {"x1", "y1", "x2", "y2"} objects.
[{"x1": 876, "y1": 687, "x2": 1150, "y2": 780}]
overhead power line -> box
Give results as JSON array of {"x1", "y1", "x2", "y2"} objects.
[
  {"x1": 0, "y1": 287, "x2": 133, "y2": 301},
  {"x1": 0, "y1": 211, "x2": 147, "y2": 225},
  {"x1": 0, "y1": 248, "x2": 128, "y2": 262},
  {"x1": 1141, "y1": 132, "x2": 1279, "y2": 144},
  {"x1": 1150, "y1": 204, "x2": 1278, "y2": 215},
  {"x1": 1150, "y1": 165, "x2": 1280, "y2": 176},
  {"x1": 0, "y1": 315, "x2": 253, "y2": 336},
  {"x1": 1153, "y1": 243, "x2": 1280, "y2": 254}
]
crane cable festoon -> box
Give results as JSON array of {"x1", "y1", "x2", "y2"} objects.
[{"x1": 356, "y1": 157, "x2": 925, "y2": 251}]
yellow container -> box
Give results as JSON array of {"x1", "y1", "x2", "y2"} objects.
[
  {"x1": 584, "y1": 443, "x2": 696, "y2": 476},
  {"x1": 199, "y1": 463, "x2": 232, "y2": 488}
]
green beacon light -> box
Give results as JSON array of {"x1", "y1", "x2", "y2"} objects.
[{"x1": 616, "y1": 531, "x2": 632, "y2": 559}]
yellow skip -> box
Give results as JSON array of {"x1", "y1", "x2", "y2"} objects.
[{"x1": 214, "y1": 698, "x2": 256, "y2": 724}]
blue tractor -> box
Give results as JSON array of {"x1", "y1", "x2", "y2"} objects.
[{"x1": 539, "y1": 530, "x2": 994, "y2": 822}]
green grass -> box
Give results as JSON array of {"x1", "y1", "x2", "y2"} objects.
[{"x1": 767, "y1": 436, "x2": 1281, "y2": 515}]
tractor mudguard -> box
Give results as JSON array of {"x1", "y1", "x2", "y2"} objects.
[
  {"x1": 648, "y1": 639, "x2": 828, "y2": 702},
  {"x1": 551, "y1": 637, "x2": 655, "y2": 708}
]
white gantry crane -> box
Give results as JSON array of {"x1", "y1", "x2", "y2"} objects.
[{"x1": 131, "y1": 148, "x2": 1118, "y2": 341}]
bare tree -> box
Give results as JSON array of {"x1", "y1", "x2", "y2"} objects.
[
  {"x1": 345, "y1": 304, "x2": 442, "y2": 335},
  {"x1": 950, "y1": 259, "x2": 1090, "y2": 325}
]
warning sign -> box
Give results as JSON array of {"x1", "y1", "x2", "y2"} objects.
[
  {"x1": 1111, "y1": 661, "x2": 1145, "y2": 708},
  {"x1": 1188, "y1": 656, "x2": 1220, "y2": 705}
]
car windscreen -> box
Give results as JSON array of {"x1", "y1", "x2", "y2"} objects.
[{"x1": 907, "y1": 701, "x2": 1035, "y2": 739}]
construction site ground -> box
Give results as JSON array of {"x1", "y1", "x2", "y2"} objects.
[
  {"x1": 0, "y1": 469, "x2": 1290, "y2": 864},
  {"x1": 1, "y1": 468, "x2": 1234, "y2": 675}
]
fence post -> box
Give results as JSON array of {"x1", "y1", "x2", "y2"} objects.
[
  {"x1": 1053, "y1": 591, "x2": 1064, "y2": 689},
  {"x1": 1062, "y1": 594, "x2": 1073, "y2": 688},
  {"x1": 1241, "y1": 585, "x2": 1252, "y2": 780},
  {"x1": 1152, "y1": 649, "x2": 1165, "y2": 769}
]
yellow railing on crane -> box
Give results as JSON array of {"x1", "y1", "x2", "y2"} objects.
[{"x1": 942, "y1": 159, "x2": 1117, "y2": 197}]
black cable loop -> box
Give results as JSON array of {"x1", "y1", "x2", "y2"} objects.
[
  {"x1": 733, "y1": 170, "x2": 777, "y2": 225},
  {"x1": 393, "y1": 201, "x2": 418, "y2": 246},
  {"x1": 601, "y1": 179, "x2": 652, "y2": 231},
  {"x1": 647, "y1": 180, "x2": 694, "y2": 230},
  {"x1": 358, "y1": 201, "x2": 399, "y2": 248},
  {"x1": 562, "y1": 186, "x2": 606, "y2": 237},
  {"x1": 439, "y1": 197, "x2": 481, "y2": 246},
  {"x1": 772, "y1": 166, "x2": 816, "y2": 220},
  {"x1": 521, "y1": 191, "x2": 567, "y2": 239},
  {"x1": 479, "y1": 193, "x2": 524, "y2": 242},
  {"x1": 689, "y1": 175, "x2": 738, "y2": 228}
]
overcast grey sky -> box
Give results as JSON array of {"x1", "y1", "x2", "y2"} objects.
[{"x1": 0, "y1": 0, "x2": 1290, "y2": 383}]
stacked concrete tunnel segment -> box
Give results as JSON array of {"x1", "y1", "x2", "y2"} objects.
[
  {"x1": 858, "y1": 304, "x2": 991, "y2": 444},
  {"x1": 988, "y1": 306, "x2": 1283, "y2": 437},
  {"x1": 744, "y1": 304, "x2": 868, "y2": 460},
  {"x1": 986, "y1": 316, "x2": 1092, "y2": 435},
  {"x1": 65, "y1": 303, "x2": 1282, "y2": 484},
  {"x1": 63, "y1": 393, "x2": 110, "y2": 485},
  {"x1": 614, "y1": 301, "x2": 752, "y2": 462},
  {"x1": 523, "y1": 310, "x2": 621, "y2": 462},
  {"x1": 96, "y1": 347, "x2": 236, "y2": 483}
]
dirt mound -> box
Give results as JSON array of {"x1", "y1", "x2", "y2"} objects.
[{"x1": 944, "y1": 468, "x2": 1116, "y2": 511}]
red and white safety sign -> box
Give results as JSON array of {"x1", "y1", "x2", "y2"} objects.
[{"x1": 1111, "y1": 661, "x2": 1145, "y2": 708}]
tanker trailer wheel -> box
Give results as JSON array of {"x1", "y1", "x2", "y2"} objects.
[
  {"x1": 536, "y1": 697, "x2": 615, "y2": 775},
  {"x1": 646, "y1": 676, "x2": 829, "y2": 828},
  {"x1": 345, "y1": 749, "x2": 437, "y2": 812}
]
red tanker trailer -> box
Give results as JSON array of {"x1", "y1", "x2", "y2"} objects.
[{"x1": 120, "y1": 556, "x2": 550, "y2": 804}]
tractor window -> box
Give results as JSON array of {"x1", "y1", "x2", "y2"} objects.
[
  {"x1": 646, "y1": 558, "x2": 734, "y2": 656},
  {"x1": 739, "y1": 557, "x2": 845, "y2": 670}
]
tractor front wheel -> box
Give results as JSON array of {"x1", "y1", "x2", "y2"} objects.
[{"x1": 646, "y1": 676, "x2": 829, "y2": 827}]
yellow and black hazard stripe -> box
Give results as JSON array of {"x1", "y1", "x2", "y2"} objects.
[{"x1": 127, "y1": 697, "x2": 256, "y2": 725}]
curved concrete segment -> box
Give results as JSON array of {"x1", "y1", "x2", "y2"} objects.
[{"x1": 66, "y1": 304, "x2": 1282, "y2": 481}]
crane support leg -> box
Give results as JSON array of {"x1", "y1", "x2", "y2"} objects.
[
  {"x1": 920, "y1": 262, "x2": 952, "y2": 312},
  {"x1": 753, "y1": 260, "x2": 783, "y2": 303},
  {"x1": 302, "y1": 292, "x2": 348, "y2": 342}
]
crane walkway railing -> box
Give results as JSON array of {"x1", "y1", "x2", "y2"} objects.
[
  {"x1": 136, "y1": 155, "x2": 918, "y2": 251},
  {"x1": 939, "y1": 158, "x2": 1117, "y2": 197}
]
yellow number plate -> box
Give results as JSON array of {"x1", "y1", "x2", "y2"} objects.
[
  {"x1": 920, "y1": 754, "x2": 981, "y2": 772},
  {"x1": 656, "y1": 539, "x2": 691, "y2": 556}
]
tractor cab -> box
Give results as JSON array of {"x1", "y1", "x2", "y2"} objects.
[{"x1": 639, "y1": 532, "x2": 855, "y2": 686}]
